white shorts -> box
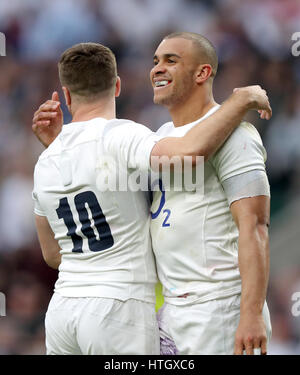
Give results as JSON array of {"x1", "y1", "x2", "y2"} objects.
[
  {"x1": 45, "y1": 293, "x2": 160, "y2": 355},
  {"x1": 158, "y1": 294, "x2": 272, "y2": 355}
]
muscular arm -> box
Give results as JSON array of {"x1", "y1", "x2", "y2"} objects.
[
  {"x1": 33, "y1": 87, "x2": 271, "y2": 167},
  {"x1": 151, "y1": 87, "x2": 271, "y2": 163},
  {"x1": 230, "y1": 195, "x2": 270, "y2": 355},
  {"x1": 35, "y1": 214, "x2": 61, "y2": 270}
]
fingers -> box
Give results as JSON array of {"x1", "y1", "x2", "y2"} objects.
[
  {"x1": 266, "y1": 103, "x2": 272, "y2": 119},
  {"x1": 259, "y1": 110, "x2": 268, "y2": 120},
  {"x1": 233, "y1": 85, "x2": 261, "y2": 93},
  {"x1": 233, "y1": 85, "x2": 272, "y2": 120},
  {"x1": 33, "y1": 111, "x2": 57, "y2": 124},
  {"x1": 52, "y1": 91, "x2": 60, "y2": 102},
  {"x1": 236, "y1": 336, "x2": 254, "y2": 355},
  {"x1": 33, "y1": 99, "x2": 60, "y2": 127},
  {"x1": 35, "y1": 98, "x2": 60, "y2": 116},
  {"x1": 250, "y1": 336, "x2": 266, "y2": 355},
  {"x1": 234, "y1": 336, "x2": 267, "y2": 355},
  {"x1": 245, "y1": 338, "x2": 254, "y2": 355},
  {"x1": 234, "y1": 337, "x2": 244, "y2": 355},
  {"x1": 39, "y1": 103, "x2": 60, "y2": 111},
  {"x1": 261, "y1": 337, "x2": 267, "y2": 355},
  {"x1": 259, "y1": 106, "x2": 272, "y2": 120},
  {"x1": 37, "y1": 101, "x2": 60, "y2": 113},
  {"x1": 32, "y1": 120, "x2": 51, "y2": 131}
]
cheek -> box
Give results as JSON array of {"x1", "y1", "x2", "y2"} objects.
[
  {"x1": 149, "y1": 69, "x2": 155, "y2": 83},
  {"x1": 181, "y1": 71, "x2": 195, "y2": 89}
]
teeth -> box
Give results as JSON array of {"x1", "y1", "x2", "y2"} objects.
[{"x1": 155, "y1": 80, "x2": 169, "y2": 87}]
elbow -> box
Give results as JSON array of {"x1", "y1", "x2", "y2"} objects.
[
  {"x1": 256, "y1": 213, "x2": 270, "y2": 235},
  {"x1": 47, "y1": 259, "x2": 61, "y2": 270},
  {"x1": 189, "y1": 145, "x2": 210, "y2": 163},
  {"x1": 43, "y1": 254, "x2": 61, "y2": 270},
  {"x1": 238, "y1": 219, "x2": 269, "y2": 245},
  {"x1": 256, "y1": 222, "x2": 269, "y2": 243}
]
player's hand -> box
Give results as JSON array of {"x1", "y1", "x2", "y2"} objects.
[
  {"x1": 233, "y1": 85, "x2": 272, "y2": 120},
  {"x1": 32, "y1": 91, "x2": 63, "y2": 148},
  {"x1": 234, "y1": 312, "x2": 268, "y2": 355}
]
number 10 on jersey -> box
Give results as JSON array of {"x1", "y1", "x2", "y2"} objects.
[{"x1": 56, "y1": 191, "x2": 114, "y2": 253}]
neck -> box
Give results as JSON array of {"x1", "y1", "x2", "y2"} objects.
[
  {"x1": 71, "y1": 98, "x2": 116, "y2": 123},
  {"x1": 169, "y1": 88, "x2": 218, "y2": 127}
]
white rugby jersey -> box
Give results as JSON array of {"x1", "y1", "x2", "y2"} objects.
[
  {"x1": 151, "y1": 106, "x2": 268, "y2": 305},
  {"x1": 33, "y1": 117, "x2": 162, "y2": 303}
]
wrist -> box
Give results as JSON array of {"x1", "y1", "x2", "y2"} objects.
[
  {"x1": 231, "y1": 89, "x2": 255, "y2": 111},
  {"x1": 240, "y1": 303, "x2": 264, "y2": 317},
  {"x1": 37, "y1": 136, "x2": 50, "y2": 149},
  {"x1": 41, "y1": 138, "x2": 51, "y2": 148}
]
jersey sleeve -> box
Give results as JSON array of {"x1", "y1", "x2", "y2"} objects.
[
  {"x1": 32, "y1": 191, "x2": 46, "y2": 216},
  {"x1": 103, "y1": 120, "x2": 163, "y2": 172},
  {"x1": 210, "y1": 121, "x2": 267, "y2": 183},
  {"x1": 32, "y1": 164, "x2": 46, "y2": 216}
]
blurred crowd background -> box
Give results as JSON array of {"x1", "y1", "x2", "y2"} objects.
[{"x1": 0, "y1": 0, "x2": 300, "y2": 355}]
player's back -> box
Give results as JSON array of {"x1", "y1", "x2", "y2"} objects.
[{"x1": 33, "y1": 117, "x2": 157, "y2": 303}]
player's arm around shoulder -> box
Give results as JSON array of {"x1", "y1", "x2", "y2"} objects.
[
  {"x1": 150, "y1": 85, "x2": 271, "y2": 165},
  {"x1": 35, "y1": 214, "x2": 61, "y2": 270}
]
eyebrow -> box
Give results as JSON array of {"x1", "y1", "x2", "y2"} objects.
[{"x1": 153, "y1": 53, "x2": 181, "y2": 60}]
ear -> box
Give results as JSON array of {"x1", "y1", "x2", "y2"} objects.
[
  {"x1": 115, "y1": 76, "x2": 121, "y2": 98},
  {"x1": 62, "y1": 86, "x2": 71, "y2": 107},
  {"x1": 195, "y1": 64, "x2": 213, "y2": 84}
]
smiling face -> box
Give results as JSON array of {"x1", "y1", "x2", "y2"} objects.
[{"x1": 150, "y1": 38, "x2": 200, "y2": 107}]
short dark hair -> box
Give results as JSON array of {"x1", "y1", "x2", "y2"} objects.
[
  {"x1": 58, "y1": 42, "x2": 117, "y2": 101},
  {"x1": 164, "y1": 32, "x2": 218, "y2": 77}
]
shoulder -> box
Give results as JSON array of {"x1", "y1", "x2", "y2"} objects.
[
  {"x1": 103, "y1": 118, "x2": 154, "y2": 140},
  {"x1": 37, "y1": 135, "x2": 62, "y2": 163},
  {"x1": 210, "y1": 121, "x2": 267, "y2": 181},
  {"x1": 155, "y1": 121, "x2": 174, "y2": 136},
  {"x1": 215, "y1": 121, "x2": 265, "y2": 159},
  {"x1": 106, "y1": 118, "x2": 151, "y2": 130},
  {"x1": 226, "y1": 121, "x2": 263, "y2": 145}
]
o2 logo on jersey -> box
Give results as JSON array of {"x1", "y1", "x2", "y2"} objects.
[
  {"x1": 151, "y1": 179, "x2": 171, "y2": 227},
  {"x1": 0, "y1": 32, "x2": 6, "y2": 56},
  {"x1": 291, "y1": 32, "x2": 300, "y2": 57},
  {"x1": 291, "y1": 292, "x2": 300, "y2": 317}
]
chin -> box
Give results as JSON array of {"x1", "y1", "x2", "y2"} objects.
[{"x1": 153, "y1": 94, "x2": 171, "y2": 106}]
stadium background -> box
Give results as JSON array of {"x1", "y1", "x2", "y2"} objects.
[{"x1": 0, "y1": 0, "x2": 299, "y2": 355}]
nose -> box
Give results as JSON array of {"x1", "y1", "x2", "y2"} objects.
[{"x1": 151, "y1": 62, "x2": 167, "y2": 77}]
